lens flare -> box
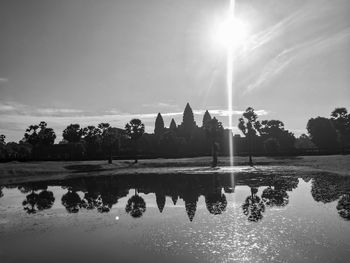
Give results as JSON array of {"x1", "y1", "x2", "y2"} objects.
[{"x1": 227, "y1": 0, "x2": 235, "y2": 168}]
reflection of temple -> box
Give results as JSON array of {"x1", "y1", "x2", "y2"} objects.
[{"x1": 2, "y1": 172, "x2": 350, "y2": 221}]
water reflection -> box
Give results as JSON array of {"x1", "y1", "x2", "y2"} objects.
[
  {"x1": 242, "y1": 187, "x2": 265, "y2": 222},
  {"x1": 125, "y1": 189, "x2": 146, "y2": 218},
  {"x1": 337, "y1": 194, "x2": 350, "y2": 220},
  {"x1": 1, "y1": 172, "x2": 350, "y2": 221}
]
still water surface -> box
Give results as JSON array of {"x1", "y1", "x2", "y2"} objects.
[{"x1": 1, "y1": 172, "x2": 350, "y2": 262}]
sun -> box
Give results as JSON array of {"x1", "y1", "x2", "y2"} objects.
[{"x1": 211, "y1": 16, "x2": 250, "y2": 50}]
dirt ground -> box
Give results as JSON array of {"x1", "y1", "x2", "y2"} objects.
[{"x1": 0, "y1": 155, "x2": 349, "y2": 185}]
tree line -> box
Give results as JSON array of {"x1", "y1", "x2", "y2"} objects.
[{"x1": 0, "y1": 104, "x2": 349, "y2": 164}]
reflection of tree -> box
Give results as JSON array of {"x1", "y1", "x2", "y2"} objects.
[
  {"x1": 242, "y1": 187, "x2": 265, "y2": 222},
  {"x1": 261, "y1": 176, "x2": 299, "y2": 208},
  {"x1": 22, "y1": 190, "x2": 55, "y2": 214},
  {"x1": 205, "y1": 193, "x2": 227, "y2": 215},
  {"x1": 98, "y1": 192, "x2": 119, "y2": 213},
  {"x1": 61, "y1": 190, "x2": 82, "y2": 213},
  {"x1": 81, "y1": 191, "x2": 100, "y2": 210},
  {"x1": 336, "y1": 194, "x2": 350, "y2": 220},
  {"x1": 311, "y1": 177, "x2": 343, "y2": 203},
  {"x1": 125, "y1": 191, "x2": 146, "y2": 218},
  {"x1": 262, "y1": 187, "x2": 288, "y2": 207}
]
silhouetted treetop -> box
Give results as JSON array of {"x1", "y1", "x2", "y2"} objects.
[
  {"x1": 62, "y1": 124, "x2": 84, "y2": 143},
  {"x1": 125, "y1": 119, "x2": 145, "y2": 141},
  {"x1": 331, "y1": 107, "x2": 350, "y2": 150},
  {"x1": 24, "y1": 121, "x2": 56, "y2": 146}
]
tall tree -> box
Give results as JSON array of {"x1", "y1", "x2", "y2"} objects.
[
  {"x1": 202, "y1": 110, "x2": 212, "y2": 127},
  {"x1": 331, "y1": 107, "x2": 350, "y2": 152},
  {"x1": 101, "y1": 127, "x2": 120, "y2": 164},
  {"x1": 238, "y1": 107, "x2": 260, "y2": 165},
  {"x1": 62, "y1": 124, "x2": 84, "y2": 143},
  {"x1": 204, "y1": 117, "x2": 223, "y2": 167},
  {"x1": 82, "y1": 125, "x2": 102, "y2": 158},
  {"x1": 307, "y1": 117, "x2": 338, "y2": 151},
  {"x1": 154, "y1": 113, "x2": 165, "y2": 135},
  {"x1": 24, "y1": 121, "x2": 56, "y2": 147},
  {"x1": 259, "y1": 120, "x2": 295, "y2": 153},
  {"x1": 125, "y1": 119, "x2": 145, "y2": 163}
]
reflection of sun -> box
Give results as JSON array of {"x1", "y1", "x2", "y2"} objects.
[{"x1": 211, "y1": 16, "x2": 250, "y2": 50}]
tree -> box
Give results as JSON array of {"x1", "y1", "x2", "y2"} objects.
[
  {"x1": 307, "y1": 117, "x2": 338, "y2": 151},
  {"x1": 202, "y1": 110, "x2": 212, "y2": 127},
  {"x1": 259, "y1": 120, "x2": 295, "y2": 153},
  {"x1": 295, "y1": 134, "x2": 316, "y2": 149},
  {"x1": 101, "y1": 127, "x2": 120, "y2": 164},
  {"x1": 238, "y1": 107, "x2": 260, "y2": 165},
  {"x1": 125, "y1": 119, "x2": 145, "y2": 163},
  {"x1": 62, "y1": 124, "x2": 84, "y2": 143},
  {"x1": 169, "y1": 118, "x2": 177, "y2": 130},
  {"x1": 154, "y1": 113, "x2": 165, "y2": 135},
  {"x1": 204, "y1": 117, "x2": 223, "y2": 167},
  {"x1": 82, "y1": 126, "x2": 102, "y2": 158},
  {"x1": 23, "y1": 122, "x2": 55, "y2": 159},
  {"x1": 331, "y1": 107, "x2": 350, "y2": 152},
  {"x1": 24, "y1": 121, "x2": 56, "y2": 146}
]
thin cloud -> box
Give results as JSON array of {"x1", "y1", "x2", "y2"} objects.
[
  {"x1": 245, "y1": 28, "x2": 350, "y2": 93},
  {"x1": 0, "y1": 78, "x2": 8, "y2": 82}
]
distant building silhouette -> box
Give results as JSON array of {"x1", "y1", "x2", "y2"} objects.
[
  {"x1": 179, "y1": 103, "x2": 197, "y2": 139},
  {"x1": 154, "y1": 113, "x2": 165, "y2": 135},
  {"x1": 202, "y1": 110, "x2": 212, "y2": 127},
  {"x1": 169, "y1": 118, "x2": 177, "y2": 130}
]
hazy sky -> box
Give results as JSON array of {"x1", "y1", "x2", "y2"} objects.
[{"x1": 1, "y1": 0, "x2": 349, "y2": 142}]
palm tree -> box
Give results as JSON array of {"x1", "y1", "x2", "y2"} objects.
[
  {"x1": 238, "y1": 107, "x2": 261, "y2": 165},
  {"x1": 125, "y1": 119, "x2": 145, "y2": 163}
]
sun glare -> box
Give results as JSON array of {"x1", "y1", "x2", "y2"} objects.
[{"x1": 212, "y1": 16, "x2": 250, "y2": 50}]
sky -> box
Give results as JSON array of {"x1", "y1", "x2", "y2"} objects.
[{"x1": 0, "y1": 0, "x2": 349, "y2": 142}]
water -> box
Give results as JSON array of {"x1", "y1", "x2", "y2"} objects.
[{"x1": 1, "y1": 172, "x2": 350, "y2": 262}]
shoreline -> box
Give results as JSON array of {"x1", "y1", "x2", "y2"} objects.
[{"x1": 0, "y1": 155, "x2": 349, "y2": 185}]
